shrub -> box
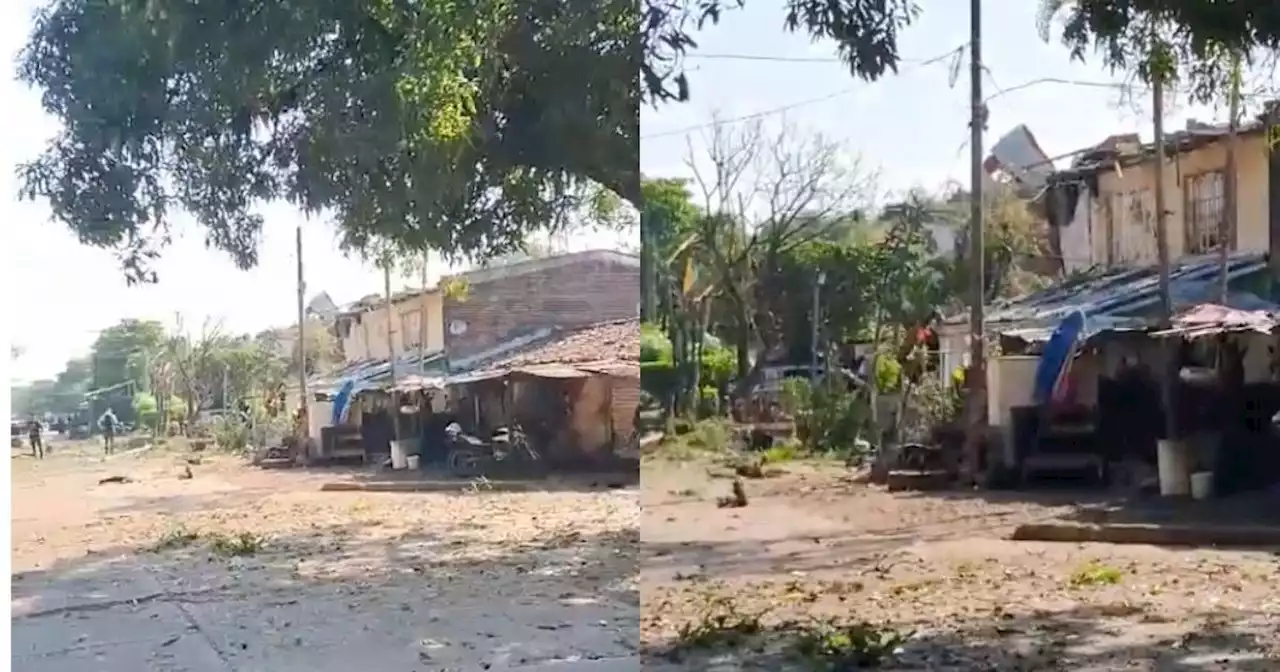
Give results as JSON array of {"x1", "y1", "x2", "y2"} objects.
[
  {"x1": 698, "y1": 385, "x2": 721, "y2": 417},
  {"x1": 640, "y1": 322, "x2": 673, "y2": 362},
  {"x1": 212, "y1": 414, "x2": 252, "y2": 452},
  {"x1": 641, "y1": 361, "x2": 677, "y2": 399},
  {"x1": 874, "y1": 355, "x2": 902, "y2": 394},
  {"x1": 700, "y1": 345, "x2": 736, "y2": 388},
  {"x1": 133, "y1": 393, "x2": 159, "y2": 430}
]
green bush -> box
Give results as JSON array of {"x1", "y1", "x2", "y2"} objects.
[
  {"x1": 874, "y1": 355, "x2": 902, "y2": 394},
  {"x1": 640, "y1": 322, "x2": 672, "y2": 362},
  {"x1": 133, "y1": 393, "x2": 159, "y2": 430},
  {"x1": 212, "y1": 415, "x2": 252, "y2": 452},
  {"x1": 781, "y1": 377, "x2": 870, "y2": 458},
  {"x1": 641, "y1": 361, "x2": 677, "y2": 399},
  {"x1": 641, "y1": 347, "x2": 738, "y2": 401},
  {"x1": 779, "y1": 378, "x2": 813, "y2": 418},
  {"x1": 700, "y1": 346, "x2": 736, "y2": 388},
  {"x1": 698, "y1": 385, "x2": 721, "y2": 417}
]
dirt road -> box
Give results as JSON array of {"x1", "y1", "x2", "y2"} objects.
[
  {"x1": 640, "y1": 457, "x2": 1280, "y2": 671},
  {"x1": 12, "y1": 439, "x2": 640, "y2": 671}
]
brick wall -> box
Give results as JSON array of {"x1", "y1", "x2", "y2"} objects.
[{"x1": 444, "y1": 256, "x2": 639, "y2": 360}]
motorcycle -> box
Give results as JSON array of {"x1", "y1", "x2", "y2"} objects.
[{"x1": 445, "y1": 422, "x2": 542, "y2": 478}]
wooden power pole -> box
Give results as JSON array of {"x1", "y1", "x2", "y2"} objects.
[
  {"x1": 1152, "y1": 72, "x2": 1177, "y2": 441},
  {"x1": 384, "y1": 261, "x2": 401, "y2": 443},
  {"x1": 964, "y1": 0, "x2": 986, "y2": 486},
  {"x1": 1219, "y1": 53, "x2": 1242, "y2": 302},
  {"x1": 295, "y1": 224, "x2": 309, "y2": 437},
  {"x1": 384, "y1": 262, "x2": 397, "y2": 385},
  {"x1": 418, "y1": 251, "x2": 429, "y2": 372}
]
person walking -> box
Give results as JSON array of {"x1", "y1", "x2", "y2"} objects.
[
  {"x1": 27, "y1": 418, "x2": 44, "y2": 459},
  {"x1": 98, "y1": 407, "x2": 119, "y2": 455}
]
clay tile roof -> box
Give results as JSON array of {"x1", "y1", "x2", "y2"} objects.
[{"x1": 485, "y1": 318, "x2": 639, "y2": 370}]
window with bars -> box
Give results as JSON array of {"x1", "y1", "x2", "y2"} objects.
[{"x1": 1185, "y1": 170, "x2": 1226, "y2": 254}]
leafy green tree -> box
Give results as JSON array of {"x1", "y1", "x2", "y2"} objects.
[
  {"x1": 89, "y1": 319, "x2": 167, "y2": 394},
  {"x1": 19, "y1": 0, "x2": 639, "y2": 282}
]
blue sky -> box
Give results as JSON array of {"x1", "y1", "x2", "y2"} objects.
[{"x1": 641, "y1": 0, "x2": 1247, "y2": 195}]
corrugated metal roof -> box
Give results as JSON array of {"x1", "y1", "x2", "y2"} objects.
[
  {"x1": 309, "y1": 350, "x2": 447, "y2": 397},
  {"x1": 952, "y1": 251, "x2": 1274, "y2": 340}
]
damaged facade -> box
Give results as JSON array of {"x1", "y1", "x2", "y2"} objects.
[{"x1": 1034, "y1": 105, "x2": 1280, "y2": 272}]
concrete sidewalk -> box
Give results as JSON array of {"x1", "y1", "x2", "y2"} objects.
[{"x1": 13, "y1": 562, "x2": 639, "y2": 671}]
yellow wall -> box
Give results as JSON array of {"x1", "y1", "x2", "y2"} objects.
[
  {"x1": 340, "y1": 291, "x2": 445, "y2": 362},
  {"x1": 1091, "y1": 133, "x2": 1270, "y2": 264}
]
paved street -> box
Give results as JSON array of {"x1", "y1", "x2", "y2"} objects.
[
  {"x1": 12, "y1": 447, "x2": 639, "y2": 671},
  {"x1": 14, "y1": 558, "x2": 638, "y2": 671}
]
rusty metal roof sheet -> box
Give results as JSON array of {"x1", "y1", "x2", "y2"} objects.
[{"x1": 950, "y1": 251, "x2": 1271, "y2": 339}]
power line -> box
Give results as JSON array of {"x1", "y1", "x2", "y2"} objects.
[
  {"x1": 641, "y1": 88, "x2": 857, "y2": 140},
  {"x1": 641, "y1": 45, "x2": 965, "y2": 141},
  {"x1": 685, "y1": 52, "x2": 953, "y2": 65}
]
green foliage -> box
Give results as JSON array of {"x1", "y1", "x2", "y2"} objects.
[
  {"x1": 640, "y1": 322, "x2": 673, "y2": 362},
  {"x1": 760, "y1": 439, "x2": 803, "y2": 464},
  {"x1": 778, "y1": 377, "x2": 813, "y2": 419},
  {"x1": 874, "y1": 355, "x2": 902, "y2": 394},
  {"x1": 212, "y1": 414, "x2": 253, "y2": 453},
  {"x1": 20, "y1": 317, "x2": 299, "y2": 428},
  {"x1": 642, "y1": 0, "x2": 920, "y2": 103},
  {"x1": 794, "y1": 620, "x2": 914, "y2": 669},
  {"x1": 641, "y1": 177, "x2": 701, "y2": 258},
  {"x1": 697, "y1": 385, "x2": 721, "y2": 417},
  {"x1": 91, "y1": 320, "x2": 167, "y2": 393},
  {"x1": 640, "y1": 361, "x2": 678, "y2": 399},
  {"x1": 1040, "y1": 0, "x2": 1277, "y2": 102},
  {"x1": 766, "y1": 197, "x2": 949, "y2": 351},
  {"x1": 645, "y1": 0, "x2": 1277, "y2": 106},
  {"x1": 699, "y1": 346, "x2": 736, "y2": 388},
  {"x1": 808, "y1": 382, "x2": 868, "y2": 456},
  {"x1": 19, "y1": 0, "x2": 639, "y2": 282},
  {"x1": 781, "y1": 377, "x2": 869, "y2": 458},
  {"x1": 132, "y1": 392, "x2": 159, "y2": 429},
  {"x1": 640, "y1": 338, "x2": 735, "y2": 399}
]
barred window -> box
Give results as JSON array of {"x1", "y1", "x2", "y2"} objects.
[{"x1": 1185, "y1": 170, "x2": 1226, "y2": 254}]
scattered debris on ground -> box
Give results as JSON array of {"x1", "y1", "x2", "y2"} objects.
[{"x1": 642, "y1": 454, "x2": 1280, "y2": 670}]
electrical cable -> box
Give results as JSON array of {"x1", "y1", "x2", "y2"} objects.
[{"x1": 641, "y1": 45, "x2": 965, "y2": 140}]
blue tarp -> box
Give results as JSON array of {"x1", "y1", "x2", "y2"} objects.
[
  {"x1": 1033, "y1": 310, "x2": 1085, "y2": 405},
  {"x1": 331, "y1": 379, "x2": 356, "y2": 426}
]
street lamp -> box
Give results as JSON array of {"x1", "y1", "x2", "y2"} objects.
[{"x1": 811, "y1": 271, "x2": 827, "y2": 381}]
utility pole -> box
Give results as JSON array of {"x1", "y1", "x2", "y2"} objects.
[
  {"x1": 384, "y1": 262, "x2": 397, "y2": 383},
  {"x1": 384, "y1": 261, "x2": 401, "y2": 442},
  {"x1": 418, "y1": 250, "x2": 429, "y2": 373},
  {"x1": 964, "y1": 0, "x2": 986, "y2": 486},
  {"x1": 1219, "y1": 52, "x2": 1241, "y2": 302},
  {"x1": 1269, "y1": 100, "x2": 1280, "y2": 299},
  {"x1": 810, "y1": 272, "x2": 823, "y2": 382},
  {"x1": 295, "y1": 224, "x2": 309, "y2": 437},
  {"x1": 222, "y1": 363, "x2": 231, "y2": 410},
  {"x1": 1152, "y1": 70, "x2": 1177, "y2": 441},
  {"x1": 1266, "y1": 100, "x2": 1280, "y2": 380}
]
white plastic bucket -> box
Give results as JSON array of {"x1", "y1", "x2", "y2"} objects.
[
  {"x1": 390, "y1": 440, "x2": 410, "y2": 470},
  {"x1": 406, "y1": 455, "x2": 420, "y2": 470},
  {"x1": 1157, "y1": 439, "x2": 1190, "y2": 496},
  {"x1": 1190, "y1": 471, "x2": 1214, "y2": 500}
]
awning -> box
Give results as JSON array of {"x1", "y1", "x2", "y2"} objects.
[
  {"x1": 390, "y1": 374, "x2": 448, "y2": 394},
  {"x1": 1150, "y1": 303, "x2": 1280, "y2": 339},
  {"x1": 510, "y1": 364, "x2": 591, "y2": 379}
]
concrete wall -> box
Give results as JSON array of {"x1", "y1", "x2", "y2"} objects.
[
  {"x1": 337, "y1": 291, "x2": 445, "y2": 363},
  {"x1": 1063, "y1": 133, "x2": 1270, "y2": 268}
]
